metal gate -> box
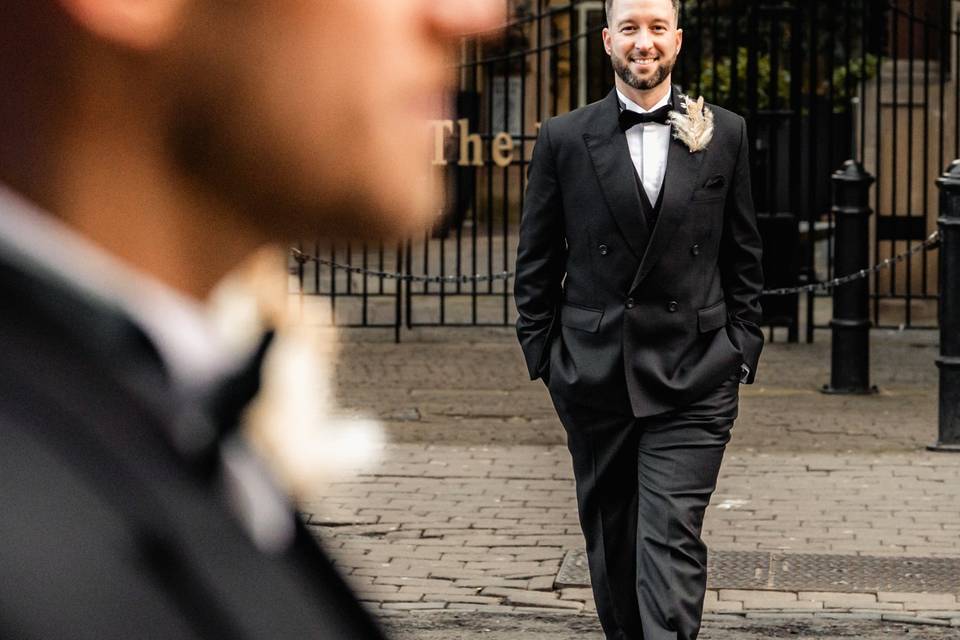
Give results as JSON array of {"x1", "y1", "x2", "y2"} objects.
[{"x1": 293, "y1": 0, "x2": 951, "y2": 340}]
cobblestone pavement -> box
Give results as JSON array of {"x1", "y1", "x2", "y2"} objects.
[
  {"x1": 330, "y1": 327, "x2": 939, "y2": 452},
  {"x1": 301, "y1": 443, "x2": 960, "y2": 624},
  {"x1": 298, "y1": 326, "x2": 958, "y2": 634},
  {"x1": 379, "y1": 612, "x2": 960, "y2": 639}
]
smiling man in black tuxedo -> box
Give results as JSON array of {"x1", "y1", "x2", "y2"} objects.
[
  {"x1": 0, "y1": 1, "x2": 503, "y2": 638},
  {"x1": 514, "y1": 0, "x2": 764, "y2": 638}
]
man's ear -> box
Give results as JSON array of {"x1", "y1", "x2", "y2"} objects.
[
  {"x1": 602, "y1": 27, "x2": 612, "y2": 56},
  {"x1": 56, "y1": 0, "x2": 189, "y2": 50},
  {"x1": 675, "y1": 27, "x2": 683, "y2": 55}
]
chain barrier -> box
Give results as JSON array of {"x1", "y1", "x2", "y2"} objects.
[
  {"x1": 290, "y1": 230, "x2": 941, "y2": 295},
  {"x1": 761, "y1": 229, "x2": 940, "y2": 296},
  {"x1": 290, "y1": 247, "x2": 514, "y2": 284}
]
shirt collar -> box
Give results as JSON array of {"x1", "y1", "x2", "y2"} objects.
[
  {"x1": 0, "y1": 183, "x2": 241, "y2": 390},
  {"x1": 616, "y1": 86, "x2": 672, "y2": 115}
]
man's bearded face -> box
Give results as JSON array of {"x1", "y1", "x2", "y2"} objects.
[
  {"x1": 610, "y1": 42, "x2": 677, "y2": 91},
  {"x1": 603, "y1": 0, "x2": 682, "y2": 94}
]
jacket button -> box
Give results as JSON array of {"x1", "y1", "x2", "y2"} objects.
[
  {"x1": 625, "y1": 298, "x2": 635, "y2": 309},
  {"x1": 599, "y1": 244, "x2": 609, "y2": 256},
  {"x1": 691, "y1": 244, "x2": 700, "y2": 256},
  {"x1": 667, "y1": 301, "x2": 679, "y2": 312}
]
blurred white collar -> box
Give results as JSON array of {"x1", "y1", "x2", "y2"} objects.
[{"x1": 0, "y1": 183, "x2": 240, "y2": 389}]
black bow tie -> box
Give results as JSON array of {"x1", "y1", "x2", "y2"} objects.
[
  {"x1": 619, "y1": 103, "x2": 672, "y2": 131},
  {"x1": 163, "y1": 329, "x2": 275, "y2": 470}
]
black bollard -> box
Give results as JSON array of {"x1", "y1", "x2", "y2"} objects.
[
  {"x1": 823, "y1": 160, "x2": 877, "y2": 395},
  {"x1": 929, "y1": 160, "x2": 960, "y2": 451}
]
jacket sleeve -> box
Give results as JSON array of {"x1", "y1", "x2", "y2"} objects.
[
  {"x1": 514, "y1": 119, "x2": 566, "y2": 380},
  {"x1": 720, "y1": 117, "x2": 765, "y2": 383}
]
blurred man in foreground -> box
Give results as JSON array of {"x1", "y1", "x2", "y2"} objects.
[{"x1": 0, "y1": 1, "x2": 502, "y2": 637}]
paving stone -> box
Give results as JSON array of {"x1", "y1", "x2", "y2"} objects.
[
  {"x1": 528, "y1": 576, "x2": 555, "y2": 591},
  {"x1": 798, "y1": 592, "x2": 878, "y2": 607},
  {"x1": 511, "y1": 606, "x2": 581, "y2": 614},
  {"x1": 352, "y1": 583, "x2": 401, "y2": 594},
  {"x1": 436, "y1": 595, "x2": 502, "y2": 605},
  {"x1": 841, "y1": 602, "x2": 906, "y2": 611},
  {"x1": 908, "y1": 610, "x2": 960, "y2": 618},
  {"x1": 499, "y1": 548, "x2": 567, "y2": 560},
  {"x1": 463, "y1": 561, "x2": 547, "y2": 572},
  {"x1": 559, "y1": 588, "x2": 595, "y2": 601},
  {"x1": 718, "y1": 590, "x2": 798, "y2": 603},
  {"x1": 356, "y1": 592, "x2": 424, "y2": 602},
  {"x1": 703, "y1": 600, "x2": 744, "y2": 613},
  {"x1": 426, "y1": 569, "x2": 488, "y2": 581},
  {"x1": 483, "y1": 589, "x2": 582, "y2": 609},
  {"x1": 397, "y1": 586, "x2": 481, "y2": 597},
  {"x1": 373, "y1": 577, "x2": 455, "y2": 588},
  {"x1": 379, "y1": 602, "x2": 449, "y2": 611},
  {"x1": 501, "y1": 569, "x2": 559, "y2": 580},
  {"x1": 445, "y1": 603, "x2": 517, "y2": 613},
  {"x1": 480, "y1": 586, "x2": 541, "y2": 599},
  {"x1": 741, "y1": 601, "x2": 824, "y2": 611},
  {"x1": 702, "y1": 613, "x2": 745, "y2": 622},
  {"x1": 814, "y1": 612, "x2": 883, "y2": 620},
  {"x1": 882, "y1": 613, "x2": 952, "y2": 626},
  {"x1": 878, "y1": 592, "x2": 957, "y2": 607}
]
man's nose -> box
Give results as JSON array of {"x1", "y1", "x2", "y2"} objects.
[
  {"x1": 634, "y1": 28, "x2": 655, "y2": 52},
  {"x1": 426, "y1": 0, "x2": 506, "y2": 38}
]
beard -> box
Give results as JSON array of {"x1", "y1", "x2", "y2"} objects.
[
  {"x1": 167, "y1": 76, "x2": 435, "y2": 243},
  {"x1": 611, "y1": 49, "x2": 676, "y2": 91}
]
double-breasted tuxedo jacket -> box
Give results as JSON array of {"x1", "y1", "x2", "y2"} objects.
[
  {"x1": 0, "y1": 250, "x2": 386, "y2": 639},
  {"x1": 515, "y1": 87, "x2": 764, "y2": 417}
]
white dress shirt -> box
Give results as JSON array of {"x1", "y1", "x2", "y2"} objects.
[
  {"x1": 617, "y1": 87, "x2": 672, "y2": 205},
  {"x1": 0, "y1": 183, "x2": 295, "y2": 552}
]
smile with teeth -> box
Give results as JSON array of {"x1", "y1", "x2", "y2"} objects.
[{"x1": 631, "y1": 56, "x2": 659, "y2": 66}]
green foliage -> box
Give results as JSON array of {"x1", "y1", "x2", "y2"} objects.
[
  {"x1": 694, "y1": 48, "x2": 878, "y2": 113},
  {"x1": 830, "y1": 53, "x2": 878, "y2": 110},
  {"x1": 696, "y1": 47, "x2": 789, "y2": 112}
]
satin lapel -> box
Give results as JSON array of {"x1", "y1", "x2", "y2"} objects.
[
  {"x1": 583, "y1": 90, "x2": 649, "y2": 260},
  {"x1": 628, "y1": 88, "x2": 705, "y2": 292}
]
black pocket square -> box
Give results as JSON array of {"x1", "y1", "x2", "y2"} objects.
[{"x1": 704, "y1": 175, "x2": 725, "y2": 189}]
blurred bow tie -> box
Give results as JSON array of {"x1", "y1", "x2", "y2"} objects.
[
  {"x1": 619, "y1": 104, "x2": 672, "y2": 130},
  {"x1": 206, "y1": 330, "x2": 276, "y2": 444}
]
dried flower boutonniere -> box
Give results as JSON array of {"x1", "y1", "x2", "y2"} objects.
[
  {"x1": 209, "y1": 247, "x2": 383, "y2": 500},
  {"x1": 667, "y1": 94, "x2": 714, "y2": 153}
]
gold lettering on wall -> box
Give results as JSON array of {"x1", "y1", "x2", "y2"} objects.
[
  {"x1": 429, "y1": 120, "x2": 542, "y2": 167},
  {"x1": 491, "y1": 132, "x2": 514, "y2": 168},
  {"x1": 432, "y1": 120, "x2": 454, "y2": 166},
  {"x1": 457, "y1": 119, "x2": 484, "y2": 167}
]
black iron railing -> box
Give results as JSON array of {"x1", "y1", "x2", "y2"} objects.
[{"x1": 293, "y1": 0, "x2": 950, "y2": 340}]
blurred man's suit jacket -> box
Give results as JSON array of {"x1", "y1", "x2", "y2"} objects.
[{"x1": 0, "y1": 191, "x2": 385, "y2": 639}]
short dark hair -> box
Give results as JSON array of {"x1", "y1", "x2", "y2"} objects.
[{"x1": 604, "y1": 0, "x2": 681, "y2": 27}]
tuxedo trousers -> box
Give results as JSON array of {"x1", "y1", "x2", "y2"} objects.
[{"x1": 550, "y1": 375, "x2": 738, "y2": 640}]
